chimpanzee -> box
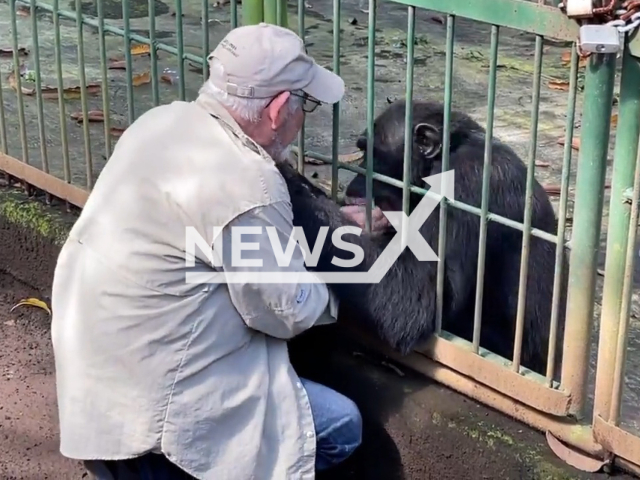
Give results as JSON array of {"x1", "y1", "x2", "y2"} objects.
[{"x1": 277, "y1": 99, "x2": 567, "y2": 377}]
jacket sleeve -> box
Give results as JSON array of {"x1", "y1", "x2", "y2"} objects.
[{"x1": 218, "y1": 200, "x2": 333, "y2": 339}]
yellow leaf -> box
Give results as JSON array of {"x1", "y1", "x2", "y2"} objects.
[
  {"x1": 132, "y1": 71, "x2": 151, "y2": 87},
  {"x1": 611, "y1": 113, "x2": 618, "y2": 127},
  {"x1": 548, "y1": 79, "x2": 569, "y2": 91},
  {"x1": 10, "y1": 297, "x2": 51, "y2": 315},
  {"x1": 131, "y1": 44, "x2": 151, "y2": 56}
]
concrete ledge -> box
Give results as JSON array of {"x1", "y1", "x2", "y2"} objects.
[{"x1": 0, "y1": 183, "x2": 77, "y2": 292}]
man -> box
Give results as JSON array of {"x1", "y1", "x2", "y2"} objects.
[{"x1": 50, "y1": 23, "x2": 373, "y2": 480}]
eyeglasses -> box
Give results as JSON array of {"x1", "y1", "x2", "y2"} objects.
[{"x1": 291, "y1": 91, "x2": 322, "y2": 113}]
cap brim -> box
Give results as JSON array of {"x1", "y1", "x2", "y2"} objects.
[{"x1": 303, "y1": 64, "x2": 345, "y2": 104}]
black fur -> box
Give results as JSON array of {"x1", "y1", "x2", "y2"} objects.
[{"x1": 277, "y1": 99, "x2": 567, "y2": 376}]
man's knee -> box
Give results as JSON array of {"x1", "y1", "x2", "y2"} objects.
[{"x1": 300, "y1": 378, "x2": 363, "y2": 469}]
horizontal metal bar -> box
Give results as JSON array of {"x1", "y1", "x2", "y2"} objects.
[
  {"x1": 594, "y1": 415, "x2": 640, "y2": 468},
  {"x1": 34, "y1": 2, "x2": 205, "y2": 65},
  {"x1": 419, "y1": 333, "x2": 570, "y2": 416},
  {"x1": 292, "y1": 146, "x2": 566, "y2": 246},
  {"x1": 341, "y1": 323, "x2": 603, "y2": 457},
  {"x1": 0, "y1": 152, "x2": 88, "y2": 208},
  {"x1": 386, "y1": 0, "x2": 579, "y2": 41}
]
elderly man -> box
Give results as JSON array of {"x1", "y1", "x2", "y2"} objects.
[{"x1": 51, "y1": 23, "x2": 366, "y2": 480}]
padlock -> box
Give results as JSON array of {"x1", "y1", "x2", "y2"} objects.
[
  {"x1": 579, "y1": 24, "x2": 622, "y2": 54},
  {"x1": 564, "y1": 0, "x2": 593, "y2": 19}
]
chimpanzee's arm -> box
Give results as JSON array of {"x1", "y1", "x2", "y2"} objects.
[{"x1": 276, "y1": 162, "x2": 437, "y2": 354}]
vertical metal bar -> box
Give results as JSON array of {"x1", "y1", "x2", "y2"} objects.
[
  {"x1": 231, "y1": 0, "x2": 239, "y2": 29},
  {"x1": 0, "y1": 69, "x2": 7, "y2": 155},
  {"x1": 297, "y1": 0, "x2": 306, "y2": 174},
  {"x1": 10, "y1": 0, "x2": 29, "y2": 165},
  {"x1": 594, "y1": 44, "x2": 640, "y2": 420},
  {"x1": 175, "y1": 0, "x2": 186, "y2": 100},
  {"x1": 330, "y1": 0, "x2": 340, "y2": 199},
  {"x1": 472, "y1": 25, "x2": 499, "y2": 353},
  {"x1": 97, "y1": 0, "x2": 112, "y2": 159},
  {"x1": 30, "y1": 0, "x2": 49, "y2": 174},
  {"x1": 278, "y1": 0, "x2": 288, "y2": 27},
  {"x1": 365, "y1": 0, "x2": 376, "y2": 232},
  {"x1": 123, "y1": 0, "x2": 135, "y2": 124},
  {"x1": 242, "y1": 0, "x2": 263, "y2": 25},
  {"x1": 402, "y1": 6, "x2": 415, "y2": 225},
  {"x1": 149, "y1": 0, "x2": 160, "y2": 106},
  {"x1": 435, "y1": 14, "x2": 455, "y2": 334},
  {"x1": 202, "y1": 0, "x2": 210, "y2": 82},
  {"x1": 562, "y1": 52, "x2": 617, "y2": 419},
  {"x1": 264, "y1": 0, "x2": 277, "y2": 24},
  {"x1": 512, "y1": 34, "x2": 543, "y2": 372},
  {"x1": 53, "y1": 0, "x2": 71, "y2": 185},
  {"x1": 608, "y1": 144, "x2": 640, "y2": 425},
  {"x1": 76, "y1": 0, "x2": 93, "y2": 189},
  {"x1": 546, "y1": 41, "x2": 579, "y2": 385}
]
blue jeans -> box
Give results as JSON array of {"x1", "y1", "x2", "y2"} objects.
[
  {"x1": 300, "y1": 377, "x2": 363, "y2": 471},
  {"x1": 84, "y1": 378, "x2": 362, "y2": 478}
]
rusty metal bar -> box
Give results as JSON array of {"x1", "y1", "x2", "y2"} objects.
[
  {"x1": 0, "y1": 152, "x2": 88, "y2": 208},
  {"x1": 546, "y1": 42, "x2": 579, "y2": 386},
  {"x1": 594, "y1": 43, "x2": 640, "y2": 423},
  {"x1": 561, "y1": 51, "x2": 617, "y2": 419},
  {"x1": 419, "y1": 333, "x2": 571, "y2": 415},
  {"x1": 512, "y1": 33, "x2": 543, "y2": 373}
]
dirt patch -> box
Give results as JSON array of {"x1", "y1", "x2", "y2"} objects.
[{"x1": 0, "y1": 272, "x2": 84, "y2": 479}]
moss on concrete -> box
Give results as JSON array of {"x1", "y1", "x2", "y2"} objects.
[{"x1": 0, "y1": 188, "x2": 75, "y2": 246}]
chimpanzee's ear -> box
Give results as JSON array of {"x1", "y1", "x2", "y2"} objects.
[{"x1": 413, "y1": 123, "x2": 442, "y2": 159}]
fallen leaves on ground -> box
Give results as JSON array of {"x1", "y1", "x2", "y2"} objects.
[
  {"x1": 70, "y1": 110, "x2": 105, "y2": 123},
  {"x1": 0, "y1": 47, "x2": 29, "y2": 57},
  {"x1": 108, "y1": 59, "x2": 127, "y2": 70},
  {"x1": 110, "y1": 126, "x2": 127, "y2": 137},
  {"x1": 10, "y1": 297, "x2": 51, "y2": 315},
  {"x1": 548, "y1": 79, "x2": 570, "y2": 91},
  {"x1": 7, "y1": 70, "x2": 101, "y2": 99},
  {"x1": 611, "y1": 113, "x2": 618, "y2": 127},
  {"x1": 557, "y1": 137, "x2": 581, "y2": 151},
  {"x1": 132, "y1": 71, "x2": 151, "y2": 87},
  {"x1": 161, "y1": 74, "x2": 174, "y2": 85},
  {"x1": 131, "y1": 44, "x2": 151, "y2": 56},
  {"x1": 561, "y1": 50, "x2": 588, "y2": 68}
]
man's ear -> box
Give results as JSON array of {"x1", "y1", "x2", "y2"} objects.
[
  {"x1": 413, "y1": 123, "x2": 442, "y2": 159},
  {"x1": 266, "y1": 92, "x2": 291, "y2": 130}
]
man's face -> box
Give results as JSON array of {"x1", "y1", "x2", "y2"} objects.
[{"x1": 252, "y1": 92, "x2": 306, "y2": 163}]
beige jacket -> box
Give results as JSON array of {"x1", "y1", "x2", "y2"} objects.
[{"x1": 50, "y1": 94, "x2": 336, "y2": 480}]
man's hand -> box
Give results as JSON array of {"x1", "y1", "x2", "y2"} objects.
[{"x1": 341, "y1": 204, "x2": 391, "y2": 232}]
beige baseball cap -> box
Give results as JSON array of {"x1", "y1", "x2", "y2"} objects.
[{"x1": 207, "y1": 23, "x2": 345, "y2": 104}]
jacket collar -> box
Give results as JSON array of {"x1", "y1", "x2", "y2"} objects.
[{"x1": 193, "y1": 94, "x2": 272, "y2": 162}]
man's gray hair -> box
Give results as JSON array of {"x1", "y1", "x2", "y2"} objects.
[{"x1": 199, "y1": 58, "x2": 304, "y2": 123}]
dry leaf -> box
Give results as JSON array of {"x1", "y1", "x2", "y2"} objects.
[
  {"x1": 131, "y1": 44, "x2": 151, "y2": 56},
  {"x1": 108, "y1": 59, "x2": 126, "y2": 70},
  {"x1": 611, "y1": 113, "x2": 618, "y2": 127},
  {"x1": 535, "y1": 161, "x2": 551, "y2": 168},
  {"x1": 132, "y1": 71, "x2": 151, "y2": 87},
  {"x1": 560, "y1": 51, "x2": 587, "y2": 68},
  {"x1": 7, "y1": 70, "x2": 101, "y2": 99},
  {"x1": 10, "y1": 297, "x2": 51, "y2": 315},
  {"x1": 0, "y1": 47, "x2": 29, "y2": 57},
  {"x1": 16, "y1": 5, "x2": 29, "y2": 16},
  {"x1": 557, "y1": 137, "x2": 580, "y2": 151},
  {"x1": 160, "y1": 74, "x2": 174, "y2": 85},
  {"x1": 548, "y1": 79, "x2": 570, "y2": 91},
  {"x1": 70, "y1": 110, "x2": 105, "y2": 123},
  {"x1": 110, "y1": 126, "x2": 127, "y2": 137},
  {"x1": 544, "y1": 184, "x2": 562, "y2": 196}
]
